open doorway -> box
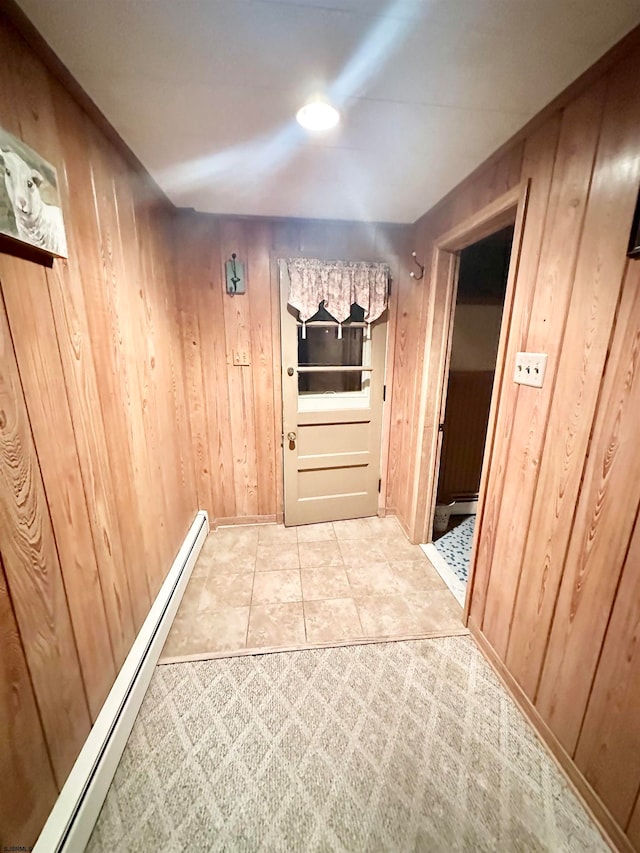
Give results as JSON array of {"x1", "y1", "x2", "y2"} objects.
[{"x1": 428, "y1": 226, "x2": 513, "y2": 604}]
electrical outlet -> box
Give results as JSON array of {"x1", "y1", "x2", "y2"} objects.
[
  {"x1": 514, "y1": 352, "x2": 547, "y2": 388},
  {"x1": 233, "y1": 349, "x2": 251, "y2": 366}
]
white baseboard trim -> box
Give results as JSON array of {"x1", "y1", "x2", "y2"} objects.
[
  {"x1": 449, "y1": 500, "x2": 478, "y2": 516},
  {"x1": 34, "y1": 510, "x2": 209, "y2": 853},
  {"x1": 420, "y1": 542, "x2": 467, "y2": 608}
]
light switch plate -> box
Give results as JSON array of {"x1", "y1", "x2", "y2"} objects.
[
  {"x1": 233, "y1": 349, "x2": 251, "y2": 366},
  {"x1": 514, "y1": 352, "x2": 547, "y2": 388}
]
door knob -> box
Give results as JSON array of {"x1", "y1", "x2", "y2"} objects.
[
  {"x1": 287, "y1": 431, "x2": 297, "y2": 442},
  {"x1": 287, "y1": 367, "x2": 295, "y2": 376}
]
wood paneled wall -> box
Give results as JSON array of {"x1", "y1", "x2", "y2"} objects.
[
  {"x1": 0, "y1": 15, "x2": 196, "y2": 846},
  {"x1": 175, "y1": 213, "x2": 408, "y2": 525},
  {"x1": 391, "y1": 38, "x2": 640, "y2": 851},
  {"x1": 437, "y1": 371, "x2": 494, "y2": 501}
]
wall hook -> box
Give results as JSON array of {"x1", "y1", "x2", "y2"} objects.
[
  {"x1": 409, "y1": 251, "x2": 424, "y2": 281},
  {"x1": 225, "y1": 252, "x2": 246, "y2": 294}
]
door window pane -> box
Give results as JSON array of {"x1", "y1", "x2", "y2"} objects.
[
  {"x1": 296, "y1": 302, "x2": 371, "y2": 406},
  {"x1": 298, "y1": 326, "x2": 364, "y2": 368},
  {"x1": 298, "y1": 370, "x2": 365, "y2": 395}
]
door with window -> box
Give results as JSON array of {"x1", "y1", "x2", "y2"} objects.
[{"x1": 280, "y1": 260, "x2": 387, "y2": 527}]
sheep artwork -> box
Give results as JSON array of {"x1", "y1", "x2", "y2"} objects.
[{"x1": 0, "y1": 131, "x2": 67, "y2": 258}]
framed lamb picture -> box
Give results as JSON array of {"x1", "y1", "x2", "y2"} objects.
[{"x1": 0, "y1": 126, "x2": 68, "y2": 258}]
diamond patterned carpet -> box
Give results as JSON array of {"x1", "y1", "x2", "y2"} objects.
[{"x1": 86, "y1": 637, "x2": 609, "y2": 853}]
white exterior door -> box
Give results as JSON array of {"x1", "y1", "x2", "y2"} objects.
[{"x1": 280, "y1": 261, "x2": 387, "y2": 526}]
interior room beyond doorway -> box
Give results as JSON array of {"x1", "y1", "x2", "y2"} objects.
[{"x1": 426, "y1": 225, "x2": 513, "y2": 606}]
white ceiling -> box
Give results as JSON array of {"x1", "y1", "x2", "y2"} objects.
[{"x1": 16, "y1": 0, "x2": 640, "y2": 223}]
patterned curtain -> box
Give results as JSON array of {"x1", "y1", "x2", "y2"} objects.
[{"x1": 286, "y1": 258, "x2": 390, "y2": 326}]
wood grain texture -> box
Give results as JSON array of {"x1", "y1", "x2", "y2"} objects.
[
  {"x1": 536, "y1": 257, "x2": 640, "y2": 754},
  {"x1": 0, "y1": 9, "x2": 197, "y2": 833},
  {"x1": 0, "y1": 254, "x2": 116, "y2": 721},
  {"x1": 438, "y1": 371, "x2": 494, "y2": 500},
  {"x1": 468, "y1": 116, "x2": 561, "y2": 624},
  {"x1": 506, "y1": 55, "x2": 640, "y2": 699},
  {"x1": 0, "y1": 557, "x2": 58, "y2": 848},
  {"x1": 574, "y1": 507, "x2": 640, "y2": 827},
  {"x1": 629, "y1": 798, "x2": 640, "y2": 851},
  {"x1": 0, "y1": 292, "x2": 91, "y2": 784},
  {"x1": 44, "y1": 85, "x2": 136, "y2": 667},
  {"x1": 481, "y1": 81, "x2": 607, "y2": 659}
]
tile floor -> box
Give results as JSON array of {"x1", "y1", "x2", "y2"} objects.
[{"x1": 161, "y1": 515, "x2": 468, "y2": 662}]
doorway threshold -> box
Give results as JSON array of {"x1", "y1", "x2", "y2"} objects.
[{"x1": 420, "y1": 543, "x2": 466, "y2": 607}]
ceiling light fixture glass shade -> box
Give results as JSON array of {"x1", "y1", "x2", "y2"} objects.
[{"x1": 296, "y1": 100, "x2": 340, "y2": 131}]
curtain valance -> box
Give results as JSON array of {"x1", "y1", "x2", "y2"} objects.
[{"x1": 286, "y1": 258, "x2": 390, "y2": 327}]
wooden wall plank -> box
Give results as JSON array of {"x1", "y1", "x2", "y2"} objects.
[
  {"x1": 248, "y1": 221, "x2": 277, "y2": 516},
  {"x1": 574, "y1": 507, "x2": 640, "y2": 827},
  {"x1": 0, "y1": 254, "x2": 116, "y2": 720},
  {"x1": 0, "y1": 291, "x2": 90, "y2": 785},
  {"x1": 45, "y1": 86, "x2": 137, "y2": 663},
  {"x1": 629, "y1": 797, "x2": 640, "y2": 851},
  {"x1": 468, "y1": 115, "x2": 561, "y2": 623},
  {"x1": 480, "y1": 81, "x2": 606, "y2": 659},
  {"x1": 506, "y1": 57, "x2": 640, "y2": 698},
  {"x1": 0, "y1": 557, "x2": 58, "y2": 848},
  {"x1": 535, "y1": 256, "x2": 640, "y2": 754},
  {"x1": 438, "y1": 371, "x2": 494, "y2": 500},
  {"x1": 82, "y1": 122, "x2": 153, "y2": 628},
  {"x1": 199, "y1": 218, "x2": 237, "y2": 518}
]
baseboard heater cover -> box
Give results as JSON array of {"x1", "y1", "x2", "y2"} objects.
[{"x1": 34, "y1": 510, "x2": 209, "y2": 853}]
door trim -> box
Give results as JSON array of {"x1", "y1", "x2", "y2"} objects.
[{"x1": 407, "y1": 181, "x2": 531, "y2": 623}]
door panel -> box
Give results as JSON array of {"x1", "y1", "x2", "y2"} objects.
[{"x1": 280, "y1": 262, "x2": 386, "y2": 526}]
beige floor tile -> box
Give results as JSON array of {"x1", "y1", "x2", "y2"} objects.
[
  {"x1": 176, "y1": 576, "x2": 207, "y2": 613},
  {"x1": 301, "y1": 566, "x2": 352, "y2": 601},
  {"x1": 296, "y1": 522, "x2": 337, "y2": 542},
  {"x1": 404, "y1": 589, "x2": 463, "y2": 633},
  {"x1": 212, "y1": 526, "x2": 260, "y2": 548},
  {"x1": 298, "y1": 540, "x2": 344, "y2": 568},
  {"x1": 247, "y1": 602, "x2": 305, "y2": 648},
  {"x1": 190, "y1": 558, "x2": 212, "y2": 580},
  {"x1": 304, "y1": 598, "x2": 363, "y2": 643},
  {"x1": 346, "y1": 563, "x2": 400, "y2": 597},
  {"x1": 199, "y1": 572, "x2": 254, "y2": 610},
  {"x1": 206, "y1": 543, "x2": 258, "y2": 574},
  {"x1": 338, "y1": 539, "x2": 388, "y2": 567},
  {"x1": 256, "y1": 543, "x2": 300, "y2": 571},
  {"x1": 366, "y1": 515, "x2": 402, "y2": 537},
  {"x1": 257, "y1": 524, "x2": 298, "y2": 545},
  {"x1": 332, "y1": 517, "x2": 374, "y2": 539},
  {"x1": 162, "y1": 606, "x2": 249, "y2": 657},
  {"x1": 252, "y1": 570, "x2": 302, "y2": 605},
  {"x1": 377, "y1": 536, "x2": 428, "y2": 562},
  {"x1": 355, "y1": 595, "x2": 418, "y2": 636},
  {"x1": 388, "y1": 560, "x2": 447, "y2": 594}
]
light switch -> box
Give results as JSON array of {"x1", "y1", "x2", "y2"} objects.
[
  {"x1": 233, "y1": 349, "x2": 251, "y2": 366},
  {"x1": 514, "y1": 352, "x2": 547, "y2": 388}
]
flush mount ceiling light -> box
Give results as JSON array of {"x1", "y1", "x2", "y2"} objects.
[{"x1": 296, "y1": 100, "x2": 340, "y2": 132}]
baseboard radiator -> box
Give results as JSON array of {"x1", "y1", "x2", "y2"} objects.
[{"x1": 34, "y1": 510, "x2": 209, "y2": 853}]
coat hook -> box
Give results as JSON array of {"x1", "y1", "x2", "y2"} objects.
[
  {"x1": 409, "y1": 251, "x2": 424, "y2": 281},
  {"x1": 225, "y1": 252, "x2": 246, "y2": 294}
]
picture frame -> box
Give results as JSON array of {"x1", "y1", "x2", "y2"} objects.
[
  {"x1": 628, "y1": 185, "x2": 640, "y2": 260},
  {"x1": 0, "y1": 125, "x2": 68, "y2": 258}
]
